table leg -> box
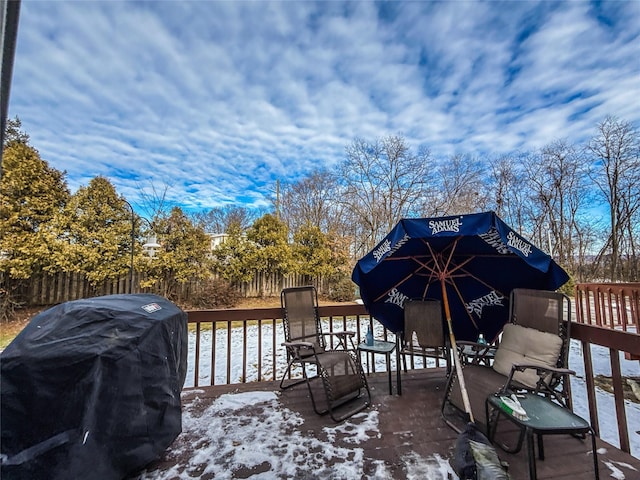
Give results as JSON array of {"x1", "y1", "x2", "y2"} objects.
[
  {"x1": 537, "y1": 433, "x2": 544, "y2": 460},
  {"x1": 590, "y1": 428, "x2": 600, "y2": 480},
  {"x1": 385, "y1": 353, "x2": 392, "y2": 394},
  {"x1": 485, "y1": 400, "x2": 494, "y2": 441},
  {"x1": 487, "y1": 401, "x2": 526, "y2": 454},
  {"x1": 396, "y1": 338, "x2": 402, "y2": 396},
  {"x1": 358, "y1": 350, "x2": 367, "y2": 374},
  {"x1": 526, "y1": 427, "x2": 537, "y2": 480}
]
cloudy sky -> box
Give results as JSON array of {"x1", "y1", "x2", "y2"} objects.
[{"x1": 8, "y1": 0, "x2": 640, "y2": 213}]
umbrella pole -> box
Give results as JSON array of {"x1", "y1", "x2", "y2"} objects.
[{"x1": 440, "y1": 278, "x2": 474, "y2": 423}]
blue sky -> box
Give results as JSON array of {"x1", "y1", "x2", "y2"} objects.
[{"x1": 8, "y1": 0, "x2": 640, "y2": 212}]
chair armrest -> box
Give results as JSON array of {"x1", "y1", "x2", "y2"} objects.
[
  {"x1": 322, "y1": 331, "x2": 357, "y2": 350},
  {"x1": 511, "y1": 364, "x2": 576, "y2": 377},
  {"x1": 456, "y1": 340, "x2": 497, "y2": 365},
  {"x1": 282, "y1": 341, "x2": 315, "y2": 348},
  {"x1": 502, "y1": 364, "x2": 576, "y2": 401},
  {"x1": 282, "y1": 341, "x2": 317, "y2": 360},
  {"x1": 324, "y1": 331, "x2": 356, "y2": 338}
]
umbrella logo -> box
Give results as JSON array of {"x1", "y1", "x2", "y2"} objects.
[
  {"x1": 428, "y1": 217, "x2": 462, "y2": 235},
  {"x1": 479, "y1": 228, "x2": 510, "y2": 254},
  {"x1": 385, "y1": 288, "x2": 409, "y2": 308},
  {"x1": 506, "y1": 231, "x2": 533, "y2": 257},
  {"x1": 373, "y1": 233, "x2": 411, "y2": 262},
  {"x1": 373, "y1": 239, "x2": 392, "y2": 262},
  {"x1": 465, "y1": 290, "x2": 505, "y2": 318}
]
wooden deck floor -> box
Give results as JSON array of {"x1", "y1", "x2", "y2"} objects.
[{"x1": 135, "y1": 369, "x2": 639, "y2": 479}]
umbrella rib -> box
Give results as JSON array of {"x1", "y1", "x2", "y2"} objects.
[
  {"x1": 424, "y1": 241, "x2": 446, "y2": 278},
  {"x1": 421, "y1": 238, "x2": 473, "y2": 277},
  {"x1": 371, "y1": 257, "x2": 435, "y2": 302},
  {"x1": 372, "y1": 252, "x2": 446, "y2": 303},
  {"x1": 423, "y1": 238, "x2": 473, "y2": 279},
  {"x1": 458, "y1": 265, "x2": 509, "y2": 299},
  {"x1": 448, "y1": 277, "x2": 479, "y2": 330},
  {"x1": 417, "y1": 246, "x2": 480, "y2": 331},
  {"x1": 442, "y1": 237, "x2": 458, "y2": 273}
]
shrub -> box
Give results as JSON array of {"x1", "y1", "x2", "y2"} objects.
[
  {"x1": 190, "y1": 279, "x2": 241, "y2": 309},
  {"x1": 328, "y1": 277, "x2": 356, "y2": 302},
  {"x1": 0, "y1": 287, "x2": 24, "y2": 323},
  {"x1": 558, "y1": 276, "x2": 576, "y2": 297}
]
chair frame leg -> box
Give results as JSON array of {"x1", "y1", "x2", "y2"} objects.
[
  {"x1": 279, "y1": 358, "x2": 309, "y2": 390},
  {"x1": 282, "y1": 353, "x2": 372, "y2": 423},
  {"x1": 441, "y1": 367, "x2": 464, "y2": 433}
]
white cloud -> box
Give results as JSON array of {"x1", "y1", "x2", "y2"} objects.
[{"x1": 8, "y1": 0, "x2": 640, "y2": 211}]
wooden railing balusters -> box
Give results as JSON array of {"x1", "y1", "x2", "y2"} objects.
[{"x1": 186, "y1": 287, "x2": 638, "y2": 454}]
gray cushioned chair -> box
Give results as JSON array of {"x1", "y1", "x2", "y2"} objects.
[{"x1": 441, "y1": 288, "x2": 573, "y2": 432}]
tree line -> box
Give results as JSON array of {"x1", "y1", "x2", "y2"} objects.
[
  {"x1": 0, "y1": 118, "x2": 352, "y2": 314},
  {"x1": 276, "y1": 116, "x2": 639, "y2": 283},
  {"x1": 1, "y1": 115, "x2": 638, "y2": 316}
]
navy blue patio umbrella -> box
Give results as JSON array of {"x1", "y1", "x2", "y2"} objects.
[
  {"x1": 352, "y1": 211, "x2": 569, "y2": 421},
  {"x1": 352, "y1": 211, "x2": 569, "y2": 343}
]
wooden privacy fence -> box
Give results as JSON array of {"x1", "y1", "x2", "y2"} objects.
[{"x1": 1, "y1": 271, "x2": 327, "y2": 307}]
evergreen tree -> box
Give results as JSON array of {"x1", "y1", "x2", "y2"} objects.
[
  {"x1": 292, "y1": 223, "x2": 334, "y2": 278},
  {"x1": 246, "y1": 214, "x2": 291, "y2": 295},
  {"x1": 143, "y1": 207, "x2": 213, "y2": 298},
  {"x1": 0, "y1": 125, "x2": 70, "y2": 279},
  {"x1": 210, "y1": 223, "x2": 257, "y2": 285},
  {"x1": 59, "y1": 177, "x2": 133, "y2": 285}
]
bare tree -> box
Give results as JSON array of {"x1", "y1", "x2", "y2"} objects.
[
  {"x1": 192, "y1": 205, "x2": 257, "y2": 233},
  {"x1": 431, "y1": 155, "x2": 490, "y2": 217},
  {"x1": 521, "y1": 140, "x2": 589, "y2": 274},
  {"x1": 588, "y1": 116, "x2": 640, "y2": 281},
  {"x1": 489, "y1": 154, "x2": 529, "y2": 234},
  {"x1": 337, "y1": 135, "x2": 434, "y2": 258},
  {"x1": 136, "y1": 180, "x2": 172, "y2": 221},
  {"x1": 278, "y1": 169, "x2": 343, "y2": 235},
  {"x1": 573, "y1": 220, "x2": 602, "y2": 282}
]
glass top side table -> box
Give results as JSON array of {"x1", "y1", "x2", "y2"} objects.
[
  {"x1": 357, "y1": 339, "x2": 398, "y2": 395},
  {"x1": 485, "y1": 393, "x2": 599, "y2": 480}
]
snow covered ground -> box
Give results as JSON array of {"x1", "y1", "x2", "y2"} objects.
[
  {"x1": 136, "y1": 390, "x2": 461, "y2": 480},
  {"x1": 176, "y1": 323, "x2": 640, "y2": 480}
]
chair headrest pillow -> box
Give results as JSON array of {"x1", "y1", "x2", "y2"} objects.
[{"x1": 492, "y1": 323, "x2": 563, "y2": 388}]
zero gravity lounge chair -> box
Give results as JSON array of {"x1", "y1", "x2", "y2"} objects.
[
  {"x1": 280, "y1": 286, "x2": 371, "y2": 422},
  {"x1": 442, "y1": 288, "x2": 573, "y2": 432}
]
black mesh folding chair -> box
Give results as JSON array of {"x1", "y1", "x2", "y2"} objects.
[
  {"x1": 280, "y1": 286, "x2": 371, "y2": 422},
  {"x1": 398, "y1": 299, "x2": 451, "y2": 393}
]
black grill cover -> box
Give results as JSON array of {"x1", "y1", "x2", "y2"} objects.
[{"x1": 1, "y1": 294, "x2": 188, "y2": 480}]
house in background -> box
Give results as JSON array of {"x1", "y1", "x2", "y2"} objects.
[{"x1": 207, "y1": 233, "x2": 229, "y2": 251}]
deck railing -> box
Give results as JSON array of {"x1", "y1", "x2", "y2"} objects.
[
  {"x1": 573, "y1": 282, "x2": 640, "y2": 454},
  {"x1": 185, "y1": 304, "x2": 377, "y2": 387},
  {"x1": 186, "y1": 289, "x2": 640, "y2": 455},
  {"x1": 575, "y1": 282, "x2": 640, "y2": 332}
]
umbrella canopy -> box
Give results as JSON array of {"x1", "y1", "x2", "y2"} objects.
[{"x1": 352, "y1": 211, "x2": 569, "y2": 342}]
